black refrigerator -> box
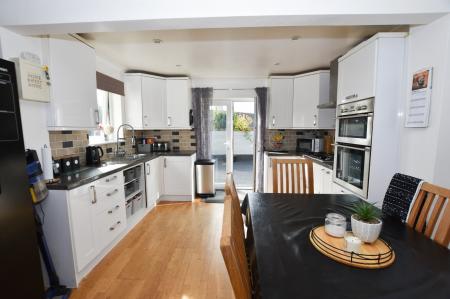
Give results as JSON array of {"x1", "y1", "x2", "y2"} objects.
[{"x1": 0, "y1": 58, "x2": 45, "y2": 297}]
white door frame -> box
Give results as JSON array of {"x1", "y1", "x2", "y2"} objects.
[{"x1": 211, "y1": 98, "x2": 255, "y2": 189}]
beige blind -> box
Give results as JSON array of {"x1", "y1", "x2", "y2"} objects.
[{"x1": 96, "y1": 72, "x2": 124, "y2": 96}]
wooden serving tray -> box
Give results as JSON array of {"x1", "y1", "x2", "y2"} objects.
[{"x1": 309, "y1": 226, "x2": 395, "y2": 269}]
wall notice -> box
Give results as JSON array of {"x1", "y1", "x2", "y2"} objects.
[{"x1": 405, "y1": 68, "x2": 433, "y2": 128}]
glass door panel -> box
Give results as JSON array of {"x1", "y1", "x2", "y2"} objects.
[
  {"x1": 210, "y1": 103, "x2": 231, "y2": 189},
  {"x1": 232, "y1": 101, "x2": 255, "y2": 189}
]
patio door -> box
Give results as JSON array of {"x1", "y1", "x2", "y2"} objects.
[{"x1": 210, "y1": 99, "x2": 255, "y2": 190}]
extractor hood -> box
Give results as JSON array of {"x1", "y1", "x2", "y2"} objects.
[{"x1": 317, "y1": 56, "x2": 339, "y2": 109}]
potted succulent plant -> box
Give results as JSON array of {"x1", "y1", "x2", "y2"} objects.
[{"x1": 351, "y1": 201, "x2": 382, "y2": 243}]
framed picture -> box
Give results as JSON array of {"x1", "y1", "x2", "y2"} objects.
[{"x1": 405, "y1": 67, "x2": 433, "y2": 128}]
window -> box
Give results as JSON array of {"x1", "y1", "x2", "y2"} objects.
[{"x1": 88, "y1": 89, "x2": 124, "y2": 144}]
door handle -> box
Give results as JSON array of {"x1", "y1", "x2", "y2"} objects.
[
  {"x1": 90, "y1": 186, "x2": 97, "y2": 204},
  {"x1": 106, "y1": 189, "x2": 119, "y2": 197},
  {"x1": 107, "y1": 205, "x2": 120, "y2": 214},
  {"x1": 105, "y1": 175, "x2": 117, "y2": 182},
  {"x1": 94, "y1": 109, "x2": 100, "y2": 125},
  {"x1": 272, "y1": 116, "x2": 275, "y2": 127}
]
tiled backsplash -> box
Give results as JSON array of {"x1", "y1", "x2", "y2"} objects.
[
  {"x1": 49, "y1": 129, "x2": 196, "y2": 166},
  {"x1": 264, "y1": 129, "x2": 334, "y2": 151},
  {"x1": 136, "y1": 129, "x2": 197, "y2": 152}
]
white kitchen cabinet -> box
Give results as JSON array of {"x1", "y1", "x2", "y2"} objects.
[
  {"x1": 44, "y1": 35, "x2": 98, "y2": 130},
  {"x1": 124, "y1": 74, "x2": 191, "y2": 129},
  {"x1": 142, "y1": 76, "x2": 166, "y2": 128},
  {"x1": 166, "y1": 79, "x2": 191, "y2": 129},
  {"x1": 293, "y1": 71, "x2": 335, "y2": 129},
  {"x1": 312, "y1": 162, "x2": 333, "y2": 194},
  {"x1": 162, "y1": 156, "x2": 192, "y2": 196},
  {"x1": 268, "y1": 77, "x2": 293, "y2": 128},
  {"x1": 124, "y1": 75, "x2": 143, "y2": 128},
  {"x1": 68, "y1": 185, "x2": 97, "y2": 272},
  {"x1": 337, "y1": 39, "x2": 376, "y2": 105},
  {"x1": 145, "y1": 157, "x2": 161, "y2": 208}
]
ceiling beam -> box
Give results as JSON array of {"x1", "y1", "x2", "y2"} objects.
[{"x1": 1, "y1": 0, "x2": 449, "y2": 35}]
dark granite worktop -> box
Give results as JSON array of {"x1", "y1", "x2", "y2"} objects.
[
  {"x1": 265, "y1": 150, "x2": 333, "y2": 170},
  {"x1": 47, "y1": 150, "x2": 196, "y2": 191}
]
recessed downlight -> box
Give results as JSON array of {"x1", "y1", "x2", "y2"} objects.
[
  {"x1": 274, "y1": 62, "x2": 280, "y2": 66},
  {"x1": 153, "y1": 38, "x2": 162, "y2": 44},
  {"x1": 291, "y1": 35, "x2": 301, "y2": 40},
  {"x1": 176, "y1": 64, "x2": 182, "y2": 67}
]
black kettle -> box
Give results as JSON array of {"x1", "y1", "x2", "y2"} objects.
[{"x1": 86, "y1": 146, "x2": 104, "y2": 165}]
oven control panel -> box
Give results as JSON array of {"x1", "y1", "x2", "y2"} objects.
[{"x1": 337, "y1": 98, "x2": 374, "y2": 117}]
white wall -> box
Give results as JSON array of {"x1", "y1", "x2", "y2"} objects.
[{"x1": 399, "y1": 14, "x2": 450, "y2": 187}]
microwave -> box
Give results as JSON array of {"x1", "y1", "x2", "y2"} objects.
[{"x1": 296, "y1": 138, "x2": 324, "y2": 153}]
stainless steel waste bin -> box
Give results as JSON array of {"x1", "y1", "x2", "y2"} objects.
[{"x1": 195, "y1": 159, "x2": 215, "y2": 197}]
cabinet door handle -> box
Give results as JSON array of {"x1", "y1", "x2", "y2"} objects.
[
  {"x1": 345, "y1": 93, "x2": 358, "y2": 100},
  {"x1": 94, "y1": 109, "x2": 100, "y2": 125},
  {"x1": 108, "y1": 205, "x2": 120, "y2": 214},
  {"x1": 109, "y1": 221, "x2": 121, "y2": 231},
  {"x1": 146, "y1": 163, "x2": 150, "y2": 175},
  {"x1": 105, "y1": 175, "x2": 117, "y2": 182},
  {"x1": 106, "y1": 189, "x2": 119, "y2": 197},
  {"x1": 272, "y1": 116, "x2": 275, "y2": 127},
  {"x1": 164, "y1": 158, "x2": 167, "y2": 168},
  {"x1": 167, "y1": 116, "x2": 172, "y2": 126},
  {"x1": 90, "y1": 186, "x2": 97, "y2": 204}
]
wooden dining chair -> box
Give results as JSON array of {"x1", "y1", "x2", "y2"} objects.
[
  {"x1": 225, "y1": 172, "x2": 245, "y2": 231},
  {"x1": 272, "y1": 158, "x2": 314, "y2": 194},
  {"x1": 220, "y1": 195, "x2": 252, "y2": 299},
  {"x1": 406, "y1": 182, "x2": 450, "y2": 247}
]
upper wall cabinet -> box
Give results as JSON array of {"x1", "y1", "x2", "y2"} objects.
[
  {"x1": 166, "y1": 79, "x2": 191, "y2": 128},
  {"x1": 44, "y1": 35, "x2": 98, "y2": 130},
  {"x1": 337, "y1": 40, "x2": 376, "y2": 104},
  {"x1": 142, "y1": 76, "x2": 166, "y2": 128},
  {"x1": 268, "y1": 77, "x2": 293, "y2": 129},
  {"x1": 293, "y1": 71, "x2": 335, "y2": 129},
  {"x1": 124, "y1": 74, "x2": 191, "y2": 130}
]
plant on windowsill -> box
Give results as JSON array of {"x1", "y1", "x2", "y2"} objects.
[{"x1": 351, "y1": 201, "x2": 382, "y2": 243}]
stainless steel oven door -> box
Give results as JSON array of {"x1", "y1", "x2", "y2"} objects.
[
  {"x1": 333, "y1": 144, "x2": 371, "y2": 198},
  {"x1": 335, "y1": 113, "x2": 373, "y2": 146}
]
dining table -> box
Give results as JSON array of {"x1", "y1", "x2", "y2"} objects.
[{"x1": 245, "y1": 193, "x2": 450, "y2": 299}]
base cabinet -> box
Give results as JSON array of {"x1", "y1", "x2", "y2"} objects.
[
  {"x1": 162, "y1": 156, "x2": 193, "y2": 196},
  {"x1": 145, "y1": 157, "x2": 162, "y2": 209}
]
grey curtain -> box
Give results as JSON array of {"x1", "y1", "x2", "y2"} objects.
[
  {"x1": 254, "y1": 87, "x2": 268, "y2": 192},
  {"x1": 192, "y1": 88, "x2": 213, "y2": 160}
]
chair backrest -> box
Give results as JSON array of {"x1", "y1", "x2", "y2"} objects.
[
  {"x1": 225, "y1": 173, "x2": 244, "y2": 229},
  {"x1": 272, "y1": 158, "x2": 314, "y2": 194},
  {"x1": 407, "y1": 182, "x2": 450, "y2": 247},
  {"x1": 220, "y1": 195, "x2": 252, "y2": 299}
]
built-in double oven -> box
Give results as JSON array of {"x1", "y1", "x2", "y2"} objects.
[{"x1": 333, "y1": 98, "x2": 374, "y2": 198}]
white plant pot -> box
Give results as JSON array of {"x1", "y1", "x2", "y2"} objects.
[{"x1": 351, "y1": 215, "x2": 382, "y2": 243}]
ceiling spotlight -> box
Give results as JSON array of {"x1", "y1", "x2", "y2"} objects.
[
  {"x1": 274, "y1": 62, "x2": 280, "y2": 66},
  {"x1": 176, "y1": 64, "x2": 182, "y2": 67},
  {"x1": 153, "y1": 38, "x2": 162, "y2": 44},
  {"x1": 291, "y1": 35, "x2": 301, "y2": 40}
]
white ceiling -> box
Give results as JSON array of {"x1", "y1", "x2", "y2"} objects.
[{"x1": 81, "y1": 26, "x2": 405, "y2": 78}]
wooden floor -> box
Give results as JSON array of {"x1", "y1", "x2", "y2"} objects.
[{"x1": 70, "y1": 201, "x2": 234, "y2": 299}]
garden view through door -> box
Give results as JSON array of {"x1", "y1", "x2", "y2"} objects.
[{"x1": 210, "y1": 100, "x2": 255, "y2": 190}]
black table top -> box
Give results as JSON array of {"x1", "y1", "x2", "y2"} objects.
[{"x1": 247, "y1": 193, "x2": 450, "y2": 299}]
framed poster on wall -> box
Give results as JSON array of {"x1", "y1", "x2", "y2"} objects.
[{"x1": 405, "y1": 67, "x2": 433, "y2": 128}]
